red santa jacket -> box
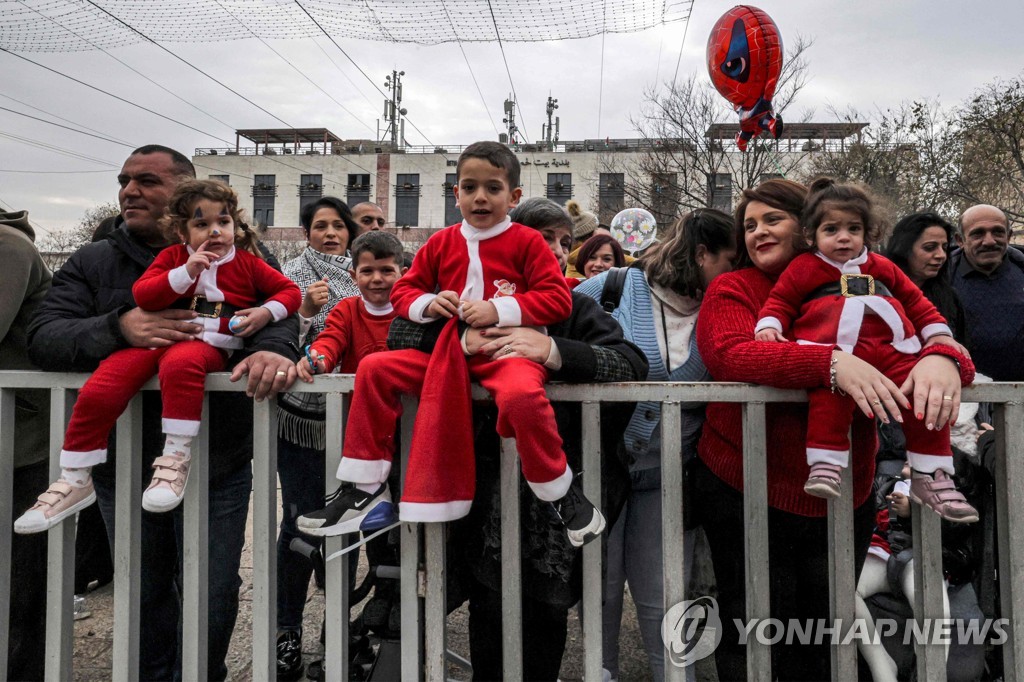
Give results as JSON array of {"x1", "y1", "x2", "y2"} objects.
[
  {"x1": 390, "y1": 219, "x2": 572, "y2": 327},
  {"x1": 755, "y1": 250, "x2": 951, "y2": 354},
  {"x1": 310, "y1": 296, "x2": 396, "y2": 374},
  {"x1": 133, "y1": 244, "x2": 301, "y2": 350}
]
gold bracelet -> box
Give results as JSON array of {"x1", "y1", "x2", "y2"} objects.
[{"x1": 829, "y1": 352, "x2": 845, "y2": 395}]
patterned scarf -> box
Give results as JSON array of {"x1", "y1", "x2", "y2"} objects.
[{"x1": 278, "y1": 246, "x2": 359, "y2": 449}]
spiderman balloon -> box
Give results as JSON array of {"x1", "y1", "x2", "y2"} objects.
[{"x1": 707, "y1": 5, "x2": 784, "y2": 151}]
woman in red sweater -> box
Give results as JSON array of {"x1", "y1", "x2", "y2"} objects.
[{"x1": 693, "y1": 179, "x2": 972, "y2": 679}]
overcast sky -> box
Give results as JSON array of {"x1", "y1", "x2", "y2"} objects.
[{"x1": 3, "y1": 0, "x2": 1023, "y2": 234}]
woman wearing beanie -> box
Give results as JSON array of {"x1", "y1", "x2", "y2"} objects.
[{"x1": 565, "y1": 200, "x2": 633, "y2": 278}]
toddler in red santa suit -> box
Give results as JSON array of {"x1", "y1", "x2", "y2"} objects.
[
  {"x1": 15, "y1": 180, "x2": 300, "y2": 534},
  {"x1": 754, "y1": 178, "x2": 978, "y2": 523},
  {"x1": 303, "y1": 141, "x2": 605, "y2": 548}
]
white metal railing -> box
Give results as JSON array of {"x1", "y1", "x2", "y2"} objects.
[{"x1": 0, "y1": 371, "x2": 1021, "y2": 681}]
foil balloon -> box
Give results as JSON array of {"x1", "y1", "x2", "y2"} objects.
[
  {"x1": 610, "y1": 208, "x2": 657, "y2": 254},
  {"x1": 707, "y1": 5, "x2": 784, "y2": 151}
]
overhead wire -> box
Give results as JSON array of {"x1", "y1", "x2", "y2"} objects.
[
  {"x1": 0, "y1": 106, "x2": 135, "y2": 147},
  {"x1": 0, "y1": 130, "x2": 120, "y2": 166},
  {"x1": 0, "y1": 92, "x2": 135, "y2": 147},
  {"x1": 14, "y1": 0, "x2": 237, "y2": 134},
  {"x1": 670, "y1": 0, "x2": 695, "y2": 92},
  {"x1": 440, "y1": 0, "x2": 501, "y2": 138},
  {"x1": 210, "y1": 0, "x2": 376, "y2": 135},
  {"x1": 485, "y1": 0, "x2": 530, "y2": 144}
]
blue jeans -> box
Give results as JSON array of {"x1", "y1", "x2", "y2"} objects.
[
  {"x1": 93, "y1": 458, "x2": 252, "y2": 681},
  {"x1": 276, "y1": 436, "x2": 325, "y2": 630}
]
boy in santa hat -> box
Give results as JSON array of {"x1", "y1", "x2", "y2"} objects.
[{"x1": 300, "y1": 141, "x2": 605, "y2": 547}]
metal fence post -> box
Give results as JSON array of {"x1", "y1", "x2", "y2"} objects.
[
  {"x1": 113, "y1": 396, "x2": 143, "y2": 682},
  {"x1": 324, "y1": 391, "x2": 349, "y2": 682},
  {"x1": 182, "y1": 395, "x2": 209, "y2": 679},
  {"x1": 252, "y1": 398, "x2": 279, "y2": 681},
  {"x1": 499, "y1": 437, "x2": 523, "y2": 679},
  {"x1": 995, "y1": 400, "x2": 1024, "y2": 679},
  {"x1": 741, "y1": 400, "x2": 771, "y2": 682},
  {"x1": 581, "y1": 401, "x2": 603, "y2": 682},
  {"x1": 400, "y1": 397, "x2": 422, "y2": 681},
  {"x1": 661, "y1": 402, "x2": 687, "y2": 682},
  {"x1": 45, "y1": 389, "x2": 75, "y2": 682},
  {"x1": 0, "y1": 389, "x2": 14, "y2": 679}
]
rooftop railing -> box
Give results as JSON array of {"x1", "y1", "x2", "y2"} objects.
[{"x1": 1, "y1": 371, "x2": 1021, "y2": 681}]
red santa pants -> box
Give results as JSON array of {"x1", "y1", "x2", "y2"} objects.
[
  {"x1": 338, "y1": 349, "x2": 572, "y2": 521},
  {"x1": 806, "y1": 325, "x2": 952, "y2": 475},
  {"x1": 60, "y1": 341, "x2": 227, "y2": 467}
]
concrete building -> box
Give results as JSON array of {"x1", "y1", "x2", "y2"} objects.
[{"x1": 192, "y1": 124, "x2": 868, "y2": 249}]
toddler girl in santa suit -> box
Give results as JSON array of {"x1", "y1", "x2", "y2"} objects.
[
  {"x1": 15, "y1": 180, "x2": 300, "y2": 534},
  {"x1": 754, "y1": 178, "x2": 978, "y2": 523},
  {"x1": 314, "y1": 141, "x2": 605, "y2": 548}
]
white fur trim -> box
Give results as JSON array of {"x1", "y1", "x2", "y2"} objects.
[
  {"x1": 262, "y1": 301, "x2": 288, "y2": 322},
  {"x1": 906, "y1": 450, "x2": 954, "y2": 475},
  {"x1": 462, "y1": 236, "x2": 484, "y2": 303},
  {"x1": 867, "y1": 545, "x2": 891, "y2": 561},
  {"x1": 408, "y1": 293, "x2": 438, "y2": 323},
  {"x1": 168, "y1": 265, "x2": 196, "y2": 294},
  {"x1": 363, "y1": 299, "x2": 394, "y2": 316},
  {"x1": 527, "y1": 463, "x2": 573, "y2": 501},
  {"x1": 336, "y1": 456, "x2": 391, "y2": 484},
  {"x1": 162, "y1": 418, "x2": 201, "y2": 437},
  {"x1": 755, "y1": 316, "x2": 783, "y2": 333},
  {"x1": 491, "y1": 296, "x2": 522, "y2": 327},
  {"x1": 835, "y1": 298, "x2": 865, "y2": 354},
  {"x1": 806, "y1": 447, "x2": 850, "y2": 467},
  {"x1": 920, "y1": 323, "x2": 952, "y2": 341},
  {"x1": 861, "y1": 296, "x2": 921, "y2": 354},
  {"x1": 399, "y1": 500, "x2": 473, "y2": 522},
  {"x1": 60, "y1": 448, "x2": 108, "y2": 467},
  {"x1": 204, "y1": 331, "x2": 242, "y2": 350}
]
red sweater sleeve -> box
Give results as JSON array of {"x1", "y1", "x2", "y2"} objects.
[
  {"x1": 390, "y1": 232, "x2": 442, "y2": 319},
  {"x1": 132, "y1": 246, "x2": 190, "y2": 311},
  {"x1": 510, "y1": 227, "x2": 572, "y2": 326},
  {"x1": 309, "y1": 296, "x2": 356, "y2": 370},
  {"x1": 697, "y1": 268, "x2": 834, "y2": 389}
]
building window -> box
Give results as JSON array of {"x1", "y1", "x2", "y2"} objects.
[
  {"x1": 443, "y1": 173, "x2": 461, "y2": 225},
  {"x1": 546, "y1": 173, "x2": 572, "y2": 205},
  {"x1": 252, "y1": 174, "x2": 276, "y2": 227},
  {"x1": 709, "y1": 173, "x2": 733, "y2": 212},
  {"x1": 298, "y1": 174, "x2": 323, "y2": 221},
  {"x1": 598, "y1": 173, "x2": 624, "y2": 224},
  {"x1": 651, "y1": 172, "x2": 679, "y2": 226},
  {"x1": 347, "y1": 174, "x2": 370, "y2": 206},
  {"x1": 208, "y1": 174, "x2": 229, "y2": 186},
  {"x1": 395, "y1": 173, "x2": 420, "y2": 226}
]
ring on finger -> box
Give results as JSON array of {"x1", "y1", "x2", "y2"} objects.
[
  {"x1": 276, "y1": 370, "x2": 286, "y2": 376},
  {"x1": 871, "y1": 399, "x2": 881, "y2": 406},
  {"x1": 942, "y1": 395, "x2": 953, "y2": 401}
]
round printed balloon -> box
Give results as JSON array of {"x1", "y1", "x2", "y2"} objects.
[
  {"x1": 706, "y1": 5, "x2": 785, "y2": 151},
  {"x1": 610, "y1": 208, "x2": 657, "y2": 254}
]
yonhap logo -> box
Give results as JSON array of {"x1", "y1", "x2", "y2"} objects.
[{"x1": 661, "y1": 596, "x2": 722, "y2": 667}]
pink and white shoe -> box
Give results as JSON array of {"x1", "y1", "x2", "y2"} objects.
[
  {"x1": 910, "y1": 469, "x2": 979, "y2": 524},
  {"x1": 14, "y1": 479, "x2": 96, "y2": 534},
  {"x1": 142, "y1": 453, "x2": 191, "y2": 513},
  {"x1": 804, "y1": 462, "x2": 843, "y2": 499}
]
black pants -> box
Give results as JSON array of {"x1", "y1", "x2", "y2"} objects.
[
  {"x1": 693, "y1": 457, "x2": 876, "y2": 682},
  {"x1": 8, "y1": 460, "x2": 49, "y2": 682},
  {"x1": 467, "y1": 577, "x2": 568, "y2": 682}
]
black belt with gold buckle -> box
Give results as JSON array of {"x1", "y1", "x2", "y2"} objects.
[
  {"x1": 806, "y1": 274, "x2": 892, "y2": 300},
  {"x1": 186, "y1": 296, "x2": 241, "y2": 318}
]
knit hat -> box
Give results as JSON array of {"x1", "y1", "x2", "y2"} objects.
[{"x1": 566, "y1": 200, "x2": 598, "y2": 241}]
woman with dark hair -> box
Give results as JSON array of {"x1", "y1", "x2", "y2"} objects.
[
  {"x1": 885, "y1": 211, "x2": 967, "y2": 343},
  {"x1": 694, "y1": 179, "x2": 972, "y2": 679},
  {"x1": 575, "y1": 233, "x2": 627, "y2": 279},
  {"x1": 275, "y1": 196, "x2": 361, "y2": 679},
  {"x1": 575, "y1": 208, "x2": 736, "y2": 681}
]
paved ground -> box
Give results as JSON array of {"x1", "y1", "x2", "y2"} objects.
[{"x1": 72, "y1": 491, "x2": 713, "y2": 681}]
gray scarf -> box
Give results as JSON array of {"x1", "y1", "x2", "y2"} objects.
[{"x1": 278, "y1": 246, "x2": 359, "y2": 449}]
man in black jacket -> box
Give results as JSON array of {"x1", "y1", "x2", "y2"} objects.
[{"x1": 27, "y1": 145, "x2": 299, "y2": 680}]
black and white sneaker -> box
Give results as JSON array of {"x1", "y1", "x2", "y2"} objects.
[
  {"x1": 296, "y1": 483, "x2": 397, "y2": 537},
  {"x1": 551, "y1": 475, "x2": 606, "y2": 548}
]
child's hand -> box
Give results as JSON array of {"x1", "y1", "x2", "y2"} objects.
[
  {"x1": 185, "y1": 240, "x2": 220, "y2": 278},
  {"x1": 462, "y1": 300, "x2": 499, "y2": 328},
  {"x1": 296, "y1": 348, "x2": 327, "y2": 383},
  {"x1": 887, "y1": 491, "x2": 911, "y2": 518},
  {"x1": 924, "y1": 334, "x2": 971, "y2": 359},
  {"x1": 300, "y1": 278, "x2": 330, "y2": 318},
  {"x1": 755, "y1": 328, "x2": 787, "y2": 342},
  {"x1": 230, "y1": 307, "x2": 272, "y2": 337},
  {"x1": 427, "y1": 290, "x2": 460, "y2": 319}
]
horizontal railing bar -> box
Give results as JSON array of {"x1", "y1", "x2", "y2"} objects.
[{"x1": 2, "y1": 371, "x2": 1020, "y2": 403}]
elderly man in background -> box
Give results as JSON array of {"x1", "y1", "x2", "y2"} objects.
[
  {"x1": 27, "y1": 144, "x2": 299, "y2": 680},
  {"x1": 951, "y1": 204, "x2": 1024, "y2": 381}
]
